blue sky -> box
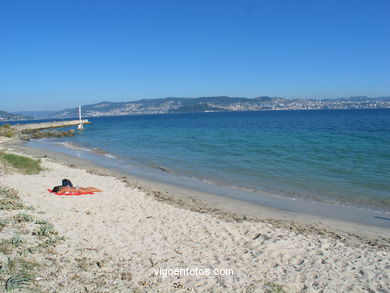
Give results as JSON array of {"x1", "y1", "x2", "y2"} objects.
[{"x1": 0, "y1": 0, "x2": 389, "y2": 111}]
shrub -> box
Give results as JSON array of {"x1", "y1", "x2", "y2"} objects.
[
  {"x1": 0, "y1": 124, "x2": 16, "y2": 138},
  {"x1": 0, "y1": 187, "x2": 27, "y2": 210}
]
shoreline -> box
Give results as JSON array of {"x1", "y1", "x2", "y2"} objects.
[
  {"x1": 3, "y1": 138, "x2": 390, "y2": 245},
  {"x1": 18, "y1": 139, "x2": 390, "y2": 228},
  {"x1": 0, "y1": 137, "x2": 389, "y2": 291},
  {"x1": 4, "y1": 110, "x2": 390, "y2": 217}
]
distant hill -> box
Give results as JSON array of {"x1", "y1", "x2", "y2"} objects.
[
  {"x1": 14, "y1": 110, "x2": 59, "y2": 120},
  {"x1": 51, "y1": 96, "x2": 251, "y2": 118},
  {"x1": 0, "y1": 110, "x2": 31, "y2": 121},
  {"x1": 50, "y1": 96, "x2": 390, "y2": 118}
]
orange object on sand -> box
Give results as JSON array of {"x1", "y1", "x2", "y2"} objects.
[{"x1": 48, "y1": 189, "x2": 95, "y2": 196}]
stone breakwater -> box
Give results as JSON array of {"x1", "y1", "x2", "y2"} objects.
[
  {"x1": 12, "y1": 119, "x2": 90, "y2": 132},
  {"x1": 2, "y1": 119, "x2": 91, "y2": 140}
]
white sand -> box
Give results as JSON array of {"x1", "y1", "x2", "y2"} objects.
[{"x1": 0, "y1": 150, "x2": 389, "y2": 292}]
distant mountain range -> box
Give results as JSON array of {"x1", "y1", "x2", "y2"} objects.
[
  {"x1": 2, "y1": 96, "x2": 390, "y2": 121},
  {"x1": 0, "y1": 110, "x2": 31, "y2": 121},
  {"x1": 51, "y1": 96, "x2": 390, "y2": 119}
]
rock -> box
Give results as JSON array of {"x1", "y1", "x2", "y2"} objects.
[{"x1": 29, "y1": 129, "x2": 76, "y2": 139}]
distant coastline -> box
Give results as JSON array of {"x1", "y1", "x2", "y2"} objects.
[
  {"x1": 2, "y1": 96, "x2": 390, "y2": 121},
  {"x1": 52, "y1": 96, "x2": 390, "y2": 119}
]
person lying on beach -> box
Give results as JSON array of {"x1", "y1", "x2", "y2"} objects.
[{"x1": 52, "y1": 186, "x2": 102, "y2": 193}]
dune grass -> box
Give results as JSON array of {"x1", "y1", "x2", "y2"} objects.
[
  {"x1": 0, "y1": 187, "x2": 28, "y2": 210},
  {"x1": 0, "y1": 184, "x2": 63, "y2": 292},
  {"x1": 0, "y1": 152, "x2": 43, "y2": 174},
  {"x1": 0, "y1": 124, "x2": 16, "y2": 138}
]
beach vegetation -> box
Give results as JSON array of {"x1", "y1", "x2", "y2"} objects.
[
  {"x1": 34, "y1": 219, "x2": 49, "y2": 225},
  {"x1": 0, "y1": 186, "x2": 61, "y2": 292},
  {"x1": 41, "y1": 235, "x2": 65, "y2": 248},
  {"x1": 0, "y1": 194, "x2": 55, "y2": 290},
  {"x1": 32, "y1": 223, "x2": 57, "y2": 237},
  {"x1": 10, "y1": 235, "x2": 23, "y2": 247},
  {"x1": 7, "y1": 258, "x2": 41, "y2": 274},
  {"x1": 5, "y1": 274, "x2": 35, "y2": 292},
  {"x1": 0, "y1": 239, "x2": 14, "y2": 254},
  {"x1": 0, "y1": 198, "x2": 26, "y2": 210},
  {"x1": 32, "y1": 221, "x2": 64, "y2": 249},
  {"x1": 5, "y1": 260, "x2": 40, "y2": 292},
  {"x1": 0, "y1": 124, "x2": 16, "y2": 138},
  {"x1": 0, "y1": 187, "x2": 27, "y2": 211},
  {"x1": 0, "y1": 152, "x2": 43, "y2": 174},
  {"x1": 264, "y1": 282, "x2": 286, "y2": 293},
  {"x1": 0, "y1": 218, "x2": 10, "y2": 231},
  {"x1": 0, "y1": 186, "x2": 19, "y2": 200},
  {"x1": 0, "y1": 235, "x2": 23, "y2": 254},
  {"x1": 75, "y1": 257, "x2": 90, "y2": 271},
  {"x1": 14, "y1": 213, "x2": 34, "y2": 223},
  {"x1": 1, "y1": 228, "x2": 61, "y2": 291}
]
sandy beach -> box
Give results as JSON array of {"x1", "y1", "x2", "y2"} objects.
[{"x1": 0, "y1": 138, "x2": 389, "y2": 292}]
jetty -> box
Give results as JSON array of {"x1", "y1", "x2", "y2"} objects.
[{"x1": 12, "y1": 119, "x2": 91, "y2": 132}]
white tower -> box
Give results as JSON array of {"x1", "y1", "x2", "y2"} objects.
[{"x1": 78, "y1": 106, "x2": 83, "y2": 130}]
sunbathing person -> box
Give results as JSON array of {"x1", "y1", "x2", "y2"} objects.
[{"x1": 52, "y1": 185, "x2": 102, "y2": 193}]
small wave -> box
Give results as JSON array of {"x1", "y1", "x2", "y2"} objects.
[
  {"x1": 147, "y1": 164, "x2": 170, "y2": 172},
  {"x1": 90, "y1": 147, "x2": 118, "y2": 159},
  {"x1": 182, "y1": 176, "x2": 390, "y2": 213},
  {"x1": 50, "y1": 141, "x2": 119, "y2": 160}
]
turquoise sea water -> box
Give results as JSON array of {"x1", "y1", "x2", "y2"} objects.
[{"x1": 18, "y1": 109, "x2": 390, "y2": 212}]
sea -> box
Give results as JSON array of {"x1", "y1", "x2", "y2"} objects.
[{"x1": 8, "y1": 109, "x2": 390, "y2": 224}]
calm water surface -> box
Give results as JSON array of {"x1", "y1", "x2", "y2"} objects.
[
  {"x1": 10, "y1": 109, "x2": 390, "y2": 211},
  {"x1": 32, "y1": 109, "x2": 390, "y2": 212}
]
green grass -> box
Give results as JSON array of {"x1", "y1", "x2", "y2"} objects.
[{"x1": 0, "y1": 152, "x2": 43, "y2": 174}]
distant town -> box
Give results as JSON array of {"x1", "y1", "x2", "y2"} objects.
[
  {"x1": 1, "y1": 96, "x2": 390, "y2": 121},
  {"x1": 51, "y1": 96, "x2": 390, "y2": 119}
]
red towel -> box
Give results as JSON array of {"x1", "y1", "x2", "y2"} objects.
[{"x1": 48, "y1": 189, "x2": 95, "y2": 196}]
